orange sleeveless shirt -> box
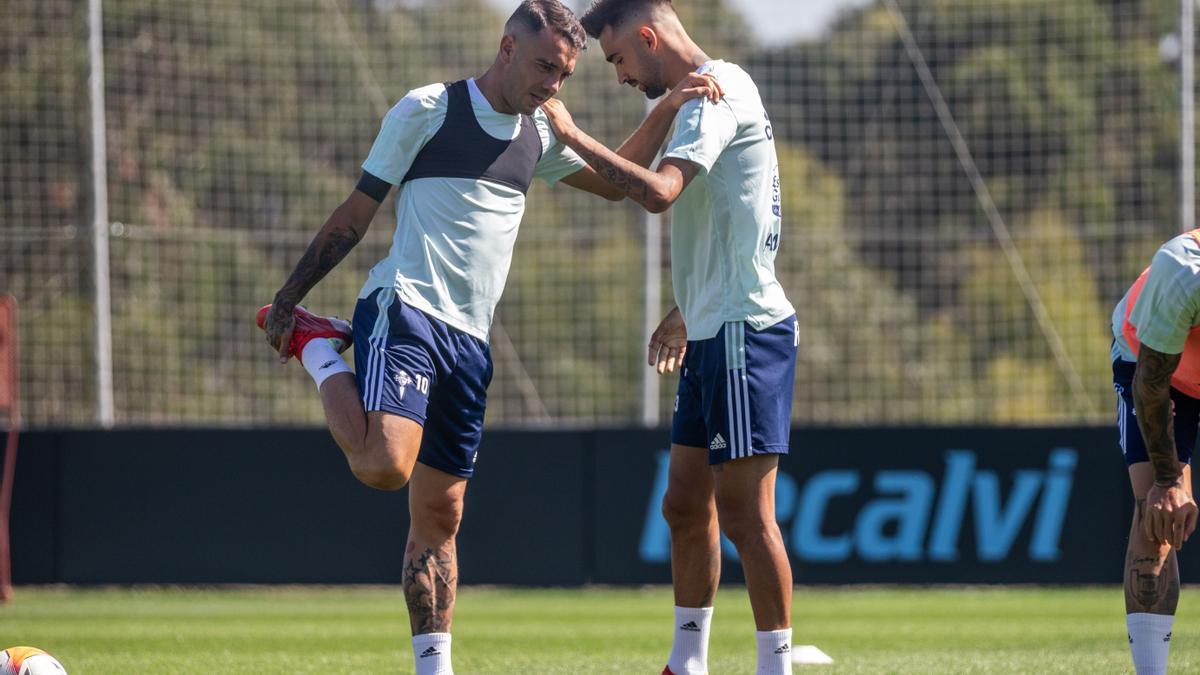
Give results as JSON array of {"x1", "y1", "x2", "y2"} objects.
[{"x1": 1122, "y1": 230, "x2": 1200, "y2": 398}]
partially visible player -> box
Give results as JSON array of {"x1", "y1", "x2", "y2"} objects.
[
  {"x1": 1112, "y1": 229, "x2": 1200, "y2": 675},
  {"x1": 542, "y1": 1, "x2": 798, "y2": 673},
  {"x1": 256, "y1": 2, "x2": 720, "y2": 673}
]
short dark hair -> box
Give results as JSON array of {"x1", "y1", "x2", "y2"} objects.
[
  {"x1": 580, "y1": 0, "x2": 673, "y2": 39},
  {"x1": 507, "y1": 0, "x2": 588, "y2": 51}
]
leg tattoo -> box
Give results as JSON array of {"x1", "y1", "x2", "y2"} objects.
[
  {"x1": 1131, "y1": 566, "x2": 1163, "y2": 608},
  {"x1": 404, "y1": 541, "x2": 458, "y2": 634},
  {"x1": 1125, "y1": 553, "x2": 1180, "y2": 614},
  {"x1": 1126, "y1": 500, "x2": 1181, "y2": 614}
]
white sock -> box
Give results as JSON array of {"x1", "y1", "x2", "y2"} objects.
[
  {"x1": 667, "y1": 606, "x2": 713, "y2": 675},
  {"x1": 1128, "y1": 613, "x2": 1173, "y2": 675},
  {"x1": 412, "y1": 632, "x2": 452, "y2": 675},
  {"x1": 755, "y1": 628, "x2": 792, "y2": 675},
  {"x1": 300, "y1": 339, "x2": 352, "y2": 391}
]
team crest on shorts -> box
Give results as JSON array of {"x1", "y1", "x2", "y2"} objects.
[{"x1": 395, "y1": 370, "x2": 413, "y2": 399}]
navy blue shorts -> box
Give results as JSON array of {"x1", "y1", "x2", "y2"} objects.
[
  {"x1": 671, "y1": 316, "x2": 798, "y2": 465},
  {"x1": 352, "y1": 288, "x2": 493, "y2": 479},
  {"x1": 1113, "y1": 357, "x2": 1197, "y2": 466}
]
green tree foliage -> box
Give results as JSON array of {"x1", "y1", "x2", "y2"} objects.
[
  {"x1": 774, "y1": 141, "x2": 973, "y2": 423},
  {"x1": 2, "y1": 0, "x2": 1189, "y2": 425},
  {"x1": 747, "y1": 0, "x2": 1184, "y2": 421}
]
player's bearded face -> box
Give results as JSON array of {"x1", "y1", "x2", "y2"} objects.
[
  {"x1": 622, "y1": 54, "x2": 668, "y2": 100},
  {"x1": 599, "y1": 28, "x2": 667, "y2": 100},
  {"x1": 635, "y1": 61, "x2": 668, "y2": 100}
]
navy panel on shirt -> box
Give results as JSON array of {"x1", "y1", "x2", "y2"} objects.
[{"x1": 402, "y1": 80, "x2": 543, "y2": 194}]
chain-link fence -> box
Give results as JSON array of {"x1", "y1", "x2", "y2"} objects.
[{"x1": 0, "y1": 0, "x2": 1189, "y2": 428}]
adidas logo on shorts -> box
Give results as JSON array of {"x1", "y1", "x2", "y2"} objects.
[{"x1": 709, "y1": 434, "x2": 727, "y2": 451}]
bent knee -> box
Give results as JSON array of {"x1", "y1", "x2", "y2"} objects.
[
  {"x1": 352, "y1": 424, "x2": 419, "y2": 490},
  {"x1": 350, "y1": 457, "x2": 413, "y2": 491}
]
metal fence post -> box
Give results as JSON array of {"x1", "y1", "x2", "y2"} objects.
[{"x1": 89, "y1": 0, "x2": 114, "y2": 427}]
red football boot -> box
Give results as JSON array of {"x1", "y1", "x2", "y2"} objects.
[
  {"x1": 661, "y1": 667, "x2": 675, "y2": 675},
  {"x1": 256, "y1": 304, "x2": 352, "y2": 366}
]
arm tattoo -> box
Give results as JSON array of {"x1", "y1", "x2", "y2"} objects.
[
  {"x1": 578, "y1": 141, "x2": 651, "y2": 203},
  {"x1": 403, "y1": 544, "x2": 457, "y2": 635},
  {"x1": 1133, "y1": 347, "x2": 1184, "y2": 485},
  {"x1": 275, "y1": 223, "x2": 361, "y2": 308}
]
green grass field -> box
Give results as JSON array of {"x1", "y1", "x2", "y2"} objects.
[{"x1": 1, "y1": 586, "x2": 1194, "y2": 673}]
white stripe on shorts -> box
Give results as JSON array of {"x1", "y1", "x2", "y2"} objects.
[
  {"x1": 724, "y1": 324, "x2": 737, "y2": 459},
  {"x1": 724, "y1": 322, "x2": 752, "y2": 460},
  {"x1": 734, "y1": 321, "x2": 744, "y2": 454},
  {"x1": 366, "y1": 289, "x2": 392, "y2": 410},
  {"x1": 728, "y1": 364, "x2": 742, "y2": 459},
  {"x1": 1116, "y1": 385, "x2": 1127, "y2": 455}
]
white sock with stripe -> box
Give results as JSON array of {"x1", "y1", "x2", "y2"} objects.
[
  {"x1": 300, "y1": 339, "x2": 352, "y2": 390},
  {"x1": 412, "y1": 632, "x2": 452, "y2": 675},
  {"x1": 756, "y1": 628, "x2": 792, "y2": 675},
  {"x1": 667, "y1": 606, "x2": 713, "y2": 675},
  {"x1": 1127, "y1": 613, "x2": 1173, "y2": 675}
]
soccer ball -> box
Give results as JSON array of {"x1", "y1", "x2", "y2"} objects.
[{"x1": 0, "y1": 647, "x2": 67, "y2": 675}]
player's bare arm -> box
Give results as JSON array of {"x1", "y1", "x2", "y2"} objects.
[
  {"x1": 1135, "y1": 346, "x2": 1182, "y2": 483},
  {"x1": 1133, "y1": 344, "x2": 1199, "y2": 548},
  {"x1": 549, "y1": 111, "x2": 698, "y2": 213},
  {"x1": 648, "y1": 305, "x2": 687, "y2": 374},
  {"x1": 264, "y1": 190, "x2": 381, "y2": 361},
  {"x1": 543, "y1": 78, "x2": 714, "y2": 212},
  {"x1": 556, "y1": 72, "x2": 720, "y2": 201}
]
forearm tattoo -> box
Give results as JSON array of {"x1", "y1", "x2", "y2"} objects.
[
  {"x1": 403, "y1": 544, "x2": 458, "y2": 635},
  {"x1": 577, "y1": 136, "x2": 652, "y2": 204},
  {"x1": 1134, "y1": 348, "x2": 1184, "y2": 485},
  {"x1": 275, "y1": 223, "x2": 361, "y2": 306}
]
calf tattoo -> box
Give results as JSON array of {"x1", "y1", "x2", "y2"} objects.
[
  {"x1": 404, "y1": 543, "x2": 458, "y2": 634},
  {"x1": 1131, "y1": 561, "x2": 1161, "y2": 607},
  {"x1": 1125, "y1": 548, "x2": 1180, "y2": 614}
]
